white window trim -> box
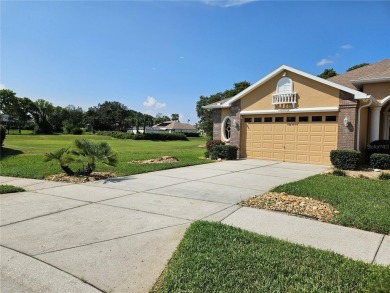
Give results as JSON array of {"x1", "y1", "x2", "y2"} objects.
[
  {"x1": 221, "y1": 116, "x2": 231, "y2": 143},
  {"x1": 240, "y1": 107, "x2": 339, "y2": 115}
]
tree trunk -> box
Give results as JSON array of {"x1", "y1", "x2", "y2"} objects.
[{"x1": 60, "y1": 164, "x2": 75, "y2": 176}]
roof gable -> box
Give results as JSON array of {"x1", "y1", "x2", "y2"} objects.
[{"x1": 204, "y1": 65, "x2": 368, "y2": 109}]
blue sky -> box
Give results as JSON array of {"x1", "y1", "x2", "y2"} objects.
[{"x1": 2, "y1": 1, "x2": 389, "y2": 123}]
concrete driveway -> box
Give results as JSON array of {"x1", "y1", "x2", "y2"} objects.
[{"x1": 1, "y1": 159, "x2": 327, "y2": 293}]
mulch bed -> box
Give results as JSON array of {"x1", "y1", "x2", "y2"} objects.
[
  {"x1": 45, "y1": 172, "x2": 117, "y2": 183},
  {"x1": 241, "y1": 192, "x2": 338, "y2": 222},
  {"x1": 322, "y1": 169, "x2": 390, "y2": 179},
  {"x1": 129, "y1": 156, "x2": 179, "y2": 164}
]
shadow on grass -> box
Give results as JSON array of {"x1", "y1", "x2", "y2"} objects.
[{"x1": 0, "y1": 147, "x2": 24, "y2": 159}]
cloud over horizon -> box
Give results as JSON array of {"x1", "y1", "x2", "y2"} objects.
[
  {"x1": 341, "y1": 44, "x2": 352, "y2": 49},
  {"x1": 316, "y1": 58, "x2": 333, "y2": 66}
]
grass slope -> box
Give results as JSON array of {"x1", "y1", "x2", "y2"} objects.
[
  {"x1": 153, "y1": 221, "x2": 390, "y2": 293},
  {"x1": 272, "y1": 175, "x2": 390, "y2": 234},
  {"x1": 0, "y1": 135, "x2": 209, "y2": 179}
]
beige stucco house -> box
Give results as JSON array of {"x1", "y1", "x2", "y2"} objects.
[{"x1": 204, "y1": 59, "x2": 390, "y2": 165}]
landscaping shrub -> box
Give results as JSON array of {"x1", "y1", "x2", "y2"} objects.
[
  {"x1": 206, "y1": 139, "x2": 224, "y2": 152},
  {"x1": 332, "y1": 169, "x2": 346, "y2": 176},
  {"x1": 72, "y1": 127, "x2": 83, "y2": 135},
  {"x1": 134, "y1": 133, "x2": 188, "y2": 141},
  {"x1": 204, "y1": 150, "x2": 210, "y2": 159},
  {"x1": 0, "y1": 124, "x2": 6, "y2": 147},
  {"x1": 365, "y1": 140, "x2": 390, "y2": 162},
  {"x1": 378, "y1": 172, "x2": 390, "y2": 180},
  {"x1": 370, "y1": 153, "x2": 390, "y2": 170},
  {"x1": 96, "y1": 131, "x2": 134, "y2": 139},
  {"x1": 183, "y1": 132, "x2": 200, "y2": 137},
  {"x1": 210, "y1": 145, "x2": 238, "y2": 160},
  {"x1": 330, "y1": 150, "x2": 361, "y2": 170}
]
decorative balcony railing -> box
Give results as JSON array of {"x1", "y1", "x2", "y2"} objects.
[{"x1": 272, "y1": 93, "x2": 297, "y2": 106}]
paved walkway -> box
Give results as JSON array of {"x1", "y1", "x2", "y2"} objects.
[{"x1": 1, "y1": 160, "x2": 389, "y2": 292}]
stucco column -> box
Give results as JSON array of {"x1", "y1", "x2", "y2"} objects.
[{"x1": 369, "y1": 106, "x2": 381, "y2": 142}]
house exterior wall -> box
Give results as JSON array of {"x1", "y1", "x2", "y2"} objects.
[
  {"x1": 363, "y1": 82, "x2": 390, "y2": 101},
  {"x1": 240, "y1": 71, "x2": 339, "y2": 111},
  {"x1": 337, "y1": 91, "x2": 358, "y2": 150},
  {"x1": 212, "y1": 109, "x2": 222, "y2": 141},
  {"x1": 359, "y1": 106, "x2": 369, "y2": 152}
]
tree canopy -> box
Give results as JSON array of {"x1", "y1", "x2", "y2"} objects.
[
  {"x1": 346, "y1": 63, "x2": 369, "y2": 72},
  {"x1": 196, "y1": 81, "x2": 251, "y2": 138},
  {"x1": 317, "y1": 68, "x2": 337, "y2": 79}
]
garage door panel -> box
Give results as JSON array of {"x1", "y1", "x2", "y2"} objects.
[{"x1": 242, "y1": 115, "x2": 337, "y2": 165}]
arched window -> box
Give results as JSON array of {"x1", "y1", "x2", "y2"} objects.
[
  {"x1": 222, "y1": 116, "x2": 231, "y2": 142},
  {"x1": 276, "y1": 77, "x2": 293, "y2": 94}
]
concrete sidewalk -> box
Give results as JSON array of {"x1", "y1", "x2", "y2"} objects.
[
  {"x1": 222, "y1": 207, "x2": 390, "y2": 265},
  {"x1": 1, "y1": 159, "x2": 389, "y2": 293}
]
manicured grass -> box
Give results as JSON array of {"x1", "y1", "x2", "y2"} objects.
[
  {"x1": 272, "y1": 175, "x2": 390, "y2": 234},
  {"x1": 0, "y1": 185, "x2": 25, "y2": 194},
  {"x1": 0, "y1": 134, "x2": 209, "y2": 179},
  {"x1": 152, "y1": 221, "x2": 390, "y2": 293},
  {"x1": 6, "y1": 129, "x2": 34, "y2": 135}
]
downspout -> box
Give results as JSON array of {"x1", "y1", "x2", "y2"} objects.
[{"x1": 356, "y1": 95, "x2": 373, "y2": 151}]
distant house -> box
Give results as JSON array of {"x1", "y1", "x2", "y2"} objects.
[
  {"x1": 151, "y1": 121, "x2": 198, "y2": 133},
  {"x1": 127, "y1": 121, "x2": 198, "y2": 134},
  {"x1": 204, "y1": 59, "x2": 390, "y2": 165}
]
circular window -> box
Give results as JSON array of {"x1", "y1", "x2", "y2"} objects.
[{"x1": 222, "y1": 116, "x2": 231, "y2": 142}]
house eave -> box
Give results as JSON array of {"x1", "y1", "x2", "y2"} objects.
[
  {"x1": 220, "y1": 65, "x2": 368, "y2": 107},
  {"x1": 351, "y1": 77, "x2": 390, "y2": 87}
]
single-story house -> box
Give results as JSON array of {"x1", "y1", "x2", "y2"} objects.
[
  {"x1": 152, "y1": 121, "x2": 198, "y2": 133},
  {"x1": 127, "y1": 121, "x2": 198, "y2": 134},
  {"x1": 204, "y1": 59, "x2": 390, "y2": 165}
]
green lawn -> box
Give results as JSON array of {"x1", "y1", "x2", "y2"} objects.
[
  {"x1": 0, "y1": 134, "x2": 209, "y2": 179},
  {"x1": 0, "y1": 184, "x2": 25, "y2": 194},
  {"x1": 272, "y1": 175, "x2": 390, "y2": 234},
  {"x1": 152, "y1": 221, "x2": 390, "y2": 293}
]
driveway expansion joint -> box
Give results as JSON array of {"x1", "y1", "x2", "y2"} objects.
[
  {"x1": 32, "y1": 222, "x2": 191, "y2": 257},
  {"x1": 0, "y1": 244, "x2": 105, "y2": 293},
  {"x1": 372, "y1": 234, "x2": 386, "y2": 264}
]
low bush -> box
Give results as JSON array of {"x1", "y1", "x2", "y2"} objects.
[
  {"x1": 370, "y1": 153, "x2": 390, "y2": 170},
  {"x1": 183, "y1": 132, "x2": 200, "y2": 137},
  {"x1": 379, "y1": 172, "x2": 390, "y2": 180},
  {"x1": 96, "y1": 131, "x2": 134, "y2": 139},
  {"x1": 134, "y1": 133, "x2": 188, "y2": 141},
  {"x1": 210, "y1": 145, "x2": 238, "y2": 160},
  {"x1": 330, "y1": 150, "x2": 361, "y2": 170},
  {"x1": 206, "y1": 139, "x2": 224, "y2": 152},
  {"x1": 332, "y1": 169, "x2": 346, "y2": 176},
  {"x1": 0, "y1": 124, "x2": 6, "y2": 147},
  {"x1": 365, "y1": 140, "x2": 390, "y2": 162},
  {"x1": 204, "y1": 150, "x2": 210, "y2": 159},
  {"x1": 72, "y1": 127, "x2": 83, "y2": 135}
]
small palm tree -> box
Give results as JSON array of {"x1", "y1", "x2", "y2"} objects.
[
  {"x1": 72, "y1": 139, "x2": 118, "y2": 175},
  {"x1": 44, "y1": 147, "x2": 75, "y2": 176},
  {"x1": 44, "y1": 139, "x2": 118, "y2": 176}
]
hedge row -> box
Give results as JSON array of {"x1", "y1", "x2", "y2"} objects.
[
  {"x1": 96, "y1": 131, "x2": 188, "y2": 141},
  {"x1": 330, "y1": 149, "x2": 390, "y2": 170}
]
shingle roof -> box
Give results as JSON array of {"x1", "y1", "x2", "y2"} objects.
[
  {"x1": 328, "y1": 59, "x2": 390, "y2": 90},
  {"x1": 154, "y1": 121, "x2": 196, "y2": 130}
]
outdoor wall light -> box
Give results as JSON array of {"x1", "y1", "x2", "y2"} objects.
[
  {"x1": 233, "y1": 118, "x2": 239, "y2": 128},
  {"x1": 343, "y1": 116, "x2": 350, "y2": 127}
]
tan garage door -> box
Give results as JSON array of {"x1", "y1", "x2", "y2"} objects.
[{"x1": 241, "y1": 113, "x2": 338, "y2": 164}]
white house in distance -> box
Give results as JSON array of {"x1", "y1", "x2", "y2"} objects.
[{"x1": 127, "y1": 121, "x2": 198, "y2": 134}]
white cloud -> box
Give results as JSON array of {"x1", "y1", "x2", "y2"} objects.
[
  {"x1": 202, "y1": 0, "x2": 256, "y2": 8},
  {"x1": 155, "y1": 102, "x2": 166, "y2": 109},
  {"x1": 0, "y1": 83, "x2": 5, "y2": 90},
  {"x1": 179, "y1": 56, "x2": 185, "y2": 59},
  {"x1": 341, "y1": 44, "x2": 352, "y2": 49},
  {"x1": 143, "y1": 96, "x2": 156, "y2": 107},
  {"x1": 316, "y1": 58, "x2": 334, "y2": 66},
  {"x1": 143, "y1": 96, "x2": 166, "y2": 110}
]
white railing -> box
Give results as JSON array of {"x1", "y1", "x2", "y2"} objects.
[{"x1": 272, "y1": 93, "x2": 297, "y2": 106}]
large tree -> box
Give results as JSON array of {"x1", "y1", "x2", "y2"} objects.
[
  {"x1": 30, "y1": 99, "x2": 55, "y2": 134},
  {"x1": 196, "y1": 81, "x2": 251, "y2": 138},
  {"x1": 171, "y1": 113, "x2": 180, "y2": 121},
  {"x1": 85, "y1": 101, "x2": 129, "y2": 131}
]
